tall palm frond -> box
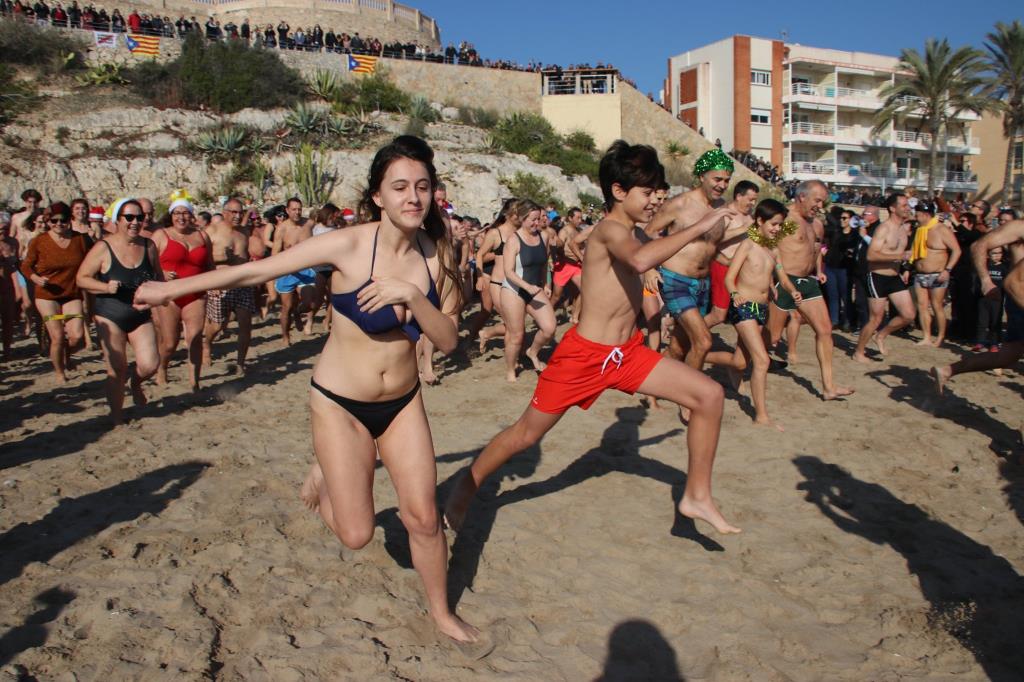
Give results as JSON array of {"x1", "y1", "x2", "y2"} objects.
[
  {"x1": 873, "y1": 38, "x2": 993, "y2": 198},
  {"x1": 984, "y1": 20, "x2": 1024, "y2": 206}
]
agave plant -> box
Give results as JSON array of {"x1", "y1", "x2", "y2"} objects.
[
  {"x1": 284, "y1": 102, "x2": 329, "y2": 138},
  {"x1": 307, "y1": 68, "x2": 342, "y2": 102},
  {"x1": 194, "y1": 125, "x2": 251, "y2": 158},
  {"x1": 405, "y1": 95, "x2": 438, "y2": 124},
  {"x1": 288, "y1": 143, "x2": 337, "y2": 206},
  {"x1": 75, "y1": 62, "x2": 127, "y2": 86}
]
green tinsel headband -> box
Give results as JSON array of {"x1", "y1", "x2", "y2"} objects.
[{"x1": 693, "y1": 149, "x2": 735, "y2": 177}]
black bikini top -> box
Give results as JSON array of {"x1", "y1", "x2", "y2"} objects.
[
  {"x1": 493, "y1": 230, "x2": 506, "y2": 256},
  {"x1": 330, "y1": 227, "x2": 440, "y2": 341}
]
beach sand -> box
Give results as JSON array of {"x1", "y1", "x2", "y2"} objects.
[{"x1": 1, "y1": 316, "x2": 1022, "y2": 681}]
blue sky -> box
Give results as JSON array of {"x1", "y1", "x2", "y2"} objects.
[{"x1": 413, "y1": 0, "x2": 1020, "y2": 97}]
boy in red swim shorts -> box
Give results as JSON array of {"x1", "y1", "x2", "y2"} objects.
[{"x1": 444, "y1": 141, "x2": 742, "y2": 536}]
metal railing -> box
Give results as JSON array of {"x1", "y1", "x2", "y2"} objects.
[
  {"x1": 792, "y1": 162, "x2": 977, "y2": 185},
  {"x1": 893, "y1": 130, "x2": 975, "y2": 148},
  {"x1": 790, "y1": 161, "x2": 836, "y2": 175},
  {"x1": 788, "y1": 121, "x2": 835, "y2": 136},
  {"x1": 542, "y1": 70, "x2": 618, "y2": 96}
]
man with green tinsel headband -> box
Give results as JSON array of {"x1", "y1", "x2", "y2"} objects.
[
  {"x1": 764, "y1": 179, "x2": 854, "y2": 400},
  {"x1": 641, "y1": 148, "x2": 748, "y2": 419}
]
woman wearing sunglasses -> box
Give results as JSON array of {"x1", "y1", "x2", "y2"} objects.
[
  {"x1": 76, "y1": 199, "x2": 163, "y2": 424},
  {"x1": 20, "y1": 202, "x2": 91, "y2": 383}
]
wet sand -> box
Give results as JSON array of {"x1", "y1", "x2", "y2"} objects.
[{"x1": 1, "y1": 315, "x2": 1022, "y2": 681}]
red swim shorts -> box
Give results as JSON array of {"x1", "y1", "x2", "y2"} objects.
[
  {"x1": 552, "y1": 261, "x2": 582, "y2": 288},
  {"x1": 531, "y1": 326, "x2": 662, "y2": 414},
  {"x1": 709, "y1": 260, "x2": 730, "y2": 311}
]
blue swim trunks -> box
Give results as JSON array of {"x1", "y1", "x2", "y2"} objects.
[
  {"x1": 275, "y1": 268, "x2": 317, "y2": 294},
  {"x1": 657, "y1": 267, "x2": 709, "y2": 317},
  {"x1": 1006, "y1": 297, "x2": 1023, "y2": 343},
  {"x1": 728, "y1": 300, "x2": 768, "y2": 326}
]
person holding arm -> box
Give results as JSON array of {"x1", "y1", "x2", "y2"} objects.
[
  {"x1": 468, "y1": 200, "x2": 516, "y2": 351},
  {"x1": 500, "y1": 199, "x2": 556, "y2": 382},
  {"x1": 134, "y1": 136, "x2": 483, "y2": 649},
  {"x1": 76, "y1": 199, "x2": 161, "y2": 424},
  {"x1": 705, "y1": 200, "x2": 800, "y2": 430}
]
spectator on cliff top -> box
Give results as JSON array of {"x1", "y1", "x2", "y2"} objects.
[
  {"x1": 51, "y1": 3, "x2": 66, "y2": 26},
  {"x1": 325, "y1": 28, "x2": 337, "y2": 52},
  {"x1": 240, "y1": 18, "x2": 250, "y2": 41},
  {"x1": 126, "y1": 8, "x2": 139, "y2": 32},
  {"x1": 350, "y1": 31, "x2": 365, "y2": 52},
  {"x1": 67, "y1": 1, "x2": 79, "y2": 27},
  {"x1": 276, "y1": 20, "x2": 288, "y2": 44}
]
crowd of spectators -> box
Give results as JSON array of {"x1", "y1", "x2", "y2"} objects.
[
  {"x1": 730, "y1": 149, "x2": 784, "y2": 185},
  {"x1": 2, "y1": 1, "x2": 633, "y2": 81}
]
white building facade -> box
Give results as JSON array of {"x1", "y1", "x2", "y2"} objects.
[{"x1": 665, "y1": 36, "x2": 980, "y2": 195}]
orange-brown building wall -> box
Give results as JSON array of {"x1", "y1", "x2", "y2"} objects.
[
  {"x1": 679, "y1": 69, "x2": 698, "y2": 105},
  {"x1": 733, "y1": 36, "x2": 751, "y2": 151},
  {"x1": 771, "y1": 40, "x2": 784, "y2": 168}
]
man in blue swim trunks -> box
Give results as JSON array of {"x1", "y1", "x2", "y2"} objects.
[
  {"x1": 643, "y1": 150, "x2": 747, "y2": 383},
  {"x1": 272, "y1": 197, "x2": 316, "y2": 345},
  {"x1": 933, "y1": 219, "x2": 1024, "y2": 395}
]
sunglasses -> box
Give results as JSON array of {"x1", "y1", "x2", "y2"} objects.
[
  {"x1": 48, "y1": 217, "x2": 68, "y2": 224},
  {"x1": 121, "y1": 214, "x2": 144, "y2": 223}
]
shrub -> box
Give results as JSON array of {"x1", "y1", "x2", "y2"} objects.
[
  {"x1": 76, "y1": 62, "x2": 127, "y2": 86},
  {"x1": 333, "y1": 68, "x2": 409, "y2": 114},
  {"x1": 0, "y1": 19, "x2": 86, "y2": 73},
  {"x1": 664, "y1": 140, "x2": 690, "y2": 159},
  {"x1": 577, "y1": 191, "x2": 604, "y2": 211},
  {"x1": 564, "y1": 129, "x2": 596, "y2": 153},
  {"x1": 502, "y1": 172, "x2": 563, "y2": 211},
  {"x1": 126, "y1": 33, "x2": 304, "y2": 113},
  {"x1": 194, "y1": 125, "x2": 254, "y2": 158},
  {"x1": 493, "y1": 112, "x2": 557, "y2": 154},
  {"x1": 404, "y1": 117, "x2": 427, "y2": 138},
  {"x1": 457, "y1": 106, "x2": 500, "y2": 129},
  {"x1": 492, "y1": 112, "x2": 599, "y2": 179},
  {"x1": 405, "y1": 95, "x2": 438, "y2": 123}
]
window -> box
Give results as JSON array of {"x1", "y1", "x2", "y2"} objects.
[
  {"x1": 1014, "y1": 142, "x2": 1023, "y2": 170},
  {"x1": 751, "y1": 108, "x2": 771, "y2": 125},
  {"x1": 751, "y1": 69, "x2": 771, "y2": 86}
]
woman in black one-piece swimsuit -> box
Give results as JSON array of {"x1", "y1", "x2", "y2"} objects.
[{"x1": 76, "y1": 199, "x2": 164, "y2": 425}]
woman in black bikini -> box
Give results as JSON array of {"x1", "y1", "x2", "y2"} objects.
[
  {"x1": 77, "y1": 199, "x2": 163, "y2": 424},
  {"x1": 134, "y1": 136, "x2": 484, "y2": 649},
  {"x1": 467, "y1": 198, "x2": 515, "y2": 351},
  {"x1": 499, "y1": 199, "x2": 556, "y2": 382}
]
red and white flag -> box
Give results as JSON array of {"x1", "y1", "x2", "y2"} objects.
[{"x1": 94, "y1": 32, "x2": 117, "y2": 48}]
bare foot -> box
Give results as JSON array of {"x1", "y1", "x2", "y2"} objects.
[
  {"x1": 281, "y1": 334, "x2": 292, "y2": 347},
  {"x1": 873, "y1": 333, "x2": 888, "y2": 356},
  {"x1": 754, "y1": 416, "x2": 784, "y2": 432},
  {"x1": 524, "y1": 350, "x2": 546, "y2": 372},
  {"x1": 931, "y1": 338, "x2": 944, "y2": 348},
  {"x1": 443, "y1": 472, "x2": 478, "y2": 532},
  {"x1": 300, "y1": 463, "x2": 324, "y2": 511},
  {"x1": 931, "y1": 365, "x2": 950, "y2": 396},
  {"x1": 823, "y1": 386, "x2": 854, "y2": 400},
  {"x1": 788, "y1": 352, "x2": 800, "y2": 365},
  {"x1": 852, "y1": 352, "x2": 873, "y2": 365},
  {"x1": 437, "y1": 615, "x2": 494, "y2": 659},
  {"x1": 156, "y1": 369, "x2": 168, "y2": 386},
  {"x1": 54, "y1": 373, "x2": 68, "y2": 385},
  {"x1": 915, "y1": 337, "x2": 933, "y2": 346},
  {"x1": 420, "y1": 370, "x2": 438, "y2": 386},
  {"x1": 678, "y1": 495, "x2": 741, "y2": 534},
  {"x1": 505, "y1": 370, "x2": 517, "y2": 383},
  {"x1": 190, "y1": 382, "x2": 201, "y2": 393},
  {"x1": 478, "y1": 334, "x2": 489, "y2": 354},
  {"x1": 640, "y1": 394, "x2": 661, "y2": 410}
]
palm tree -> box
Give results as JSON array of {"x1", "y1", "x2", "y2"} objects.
[
  {"x1": 873, "y1": 39, "x2": 993, "y2": 198},
  {"x1": 984, "y1": 20, "x2": 1024, "y2": 207}
]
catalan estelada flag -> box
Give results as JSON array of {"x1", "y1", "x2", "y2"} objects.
[
  {"x1": 347, "y1": 54, "x2": 378, "y2": 74},
  {"x1": 125, "y1": 34, "x2": 160, "y2": 57}
]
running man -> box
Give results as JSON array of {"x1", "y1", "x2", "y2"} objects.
[
  {"x1": 933, "y1": 219, "x2": 1024, "y2": 392},
  {"x1": 444, "y1": 140, "x2": 741, "y2": 535},
  {"x1": 765, "y1": 180, "x2": 854, "y2": 399},
  {"x1": 202, "y1": 198, "x2": 257, "y2": 372},
  {"x1": 852, "y1": 193, "x2": 916, "y2": 363},
  {"x1": 705, "y1": 180, "x2": 758, "y2": 330},
  {"x1": 909, "y1": 201, "x2": 960, "y2": 347},
  {"x1": 272, "y1": 197, "x2": 316, "y2": 345}
]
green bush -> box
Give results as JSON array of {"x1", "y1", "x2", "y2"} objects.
[
  {"x1": 502, "y1": 172, "x2": 563, "y2": 211},
  {"x1": 564, "y1": 130, "x2": 596, "y2": 153},
  {"x1": 0, "y1": 19, "x2": 86, "y2": 73},
  {"x1": 492, "y1": 112, "x2": 599, "y2": 179},
  {"x1": 457, "y1": 106, "x2": 500, "y2": 129},
  {"x1": 307, "y1": 68, "x2": 342, "y2": 102},
  {"x1": 127, "y1": 33, "x2": 304, "y2": 113},
  {"x1": 193, "y1": 125, "x2": 256, "y2": 159},
  {"x1": 577, "y1": 191, "x2": 604, "y2": 210},
  {"x1": 332, "y1": 69, "x2": 409, "y2": 114},
  {"x1": 405, "y1": 95, "x2": 438, "y2": 123}
]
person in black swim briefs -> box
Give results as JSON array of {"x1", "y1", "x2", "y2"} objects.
[
  {"x1": 76, "y1": 198, "x2": 163, "y2": 424},
  {"x1": 134, "y1": 136, "x2": 485, "y2": 650}
]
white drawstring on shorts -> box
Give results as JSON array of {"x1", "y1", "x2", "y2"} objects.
[{"x1": 601, "y1": 347, "x2": 624, "y2": 375}]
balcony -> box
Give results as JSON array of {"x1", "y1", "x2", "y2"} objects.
[
  {"x1": 790, "y1": 161, "x2": 836, "y2": 176},
  {"x1": 786, "y1": 83, "x2": 881, "y2": 109},
  {"x1": 788, "y1": 161, "x2": 977, "y2": 190},
  {"x1": 788, "y1": 121, "x2": 835, "y2": 136},
  {"x1": 892, "y1": 130, "x2": 977, "y2": 152}
]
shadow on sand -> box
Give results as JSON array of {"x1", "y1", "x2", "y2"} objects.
[
  {"x1": 0, "y1": 587, "x2": 76, "y2": 668},
  {"x1": 794, "y1": 455, "x2": 1024, "y2": 681},
  {"x1": 594, "y1": 619, "x2": 686, "y2": 681}
]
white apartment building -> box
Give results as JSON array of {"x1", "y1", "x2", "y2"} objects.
[{"x1": 664, "y1": 36, "x2": 980, "y2": 195}]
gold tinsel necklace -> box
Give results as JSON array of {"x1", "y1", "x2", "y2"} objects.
[{"x1": 746, "y1": 219, "x2": 799, "y2": 249}]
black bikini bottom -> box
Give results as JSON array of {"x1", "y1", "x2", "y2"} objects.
[{"x1": 310, "y1": 378, "x2": 420, "y2": 439}]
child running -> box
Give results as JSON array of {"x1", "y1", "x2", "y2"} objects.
[
  {"x1": 444, "y1": 140, "x2": 741, "y2": 535},
  {"x1": 706, "y1": 199, "x2": 801, "y2": 431}
]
